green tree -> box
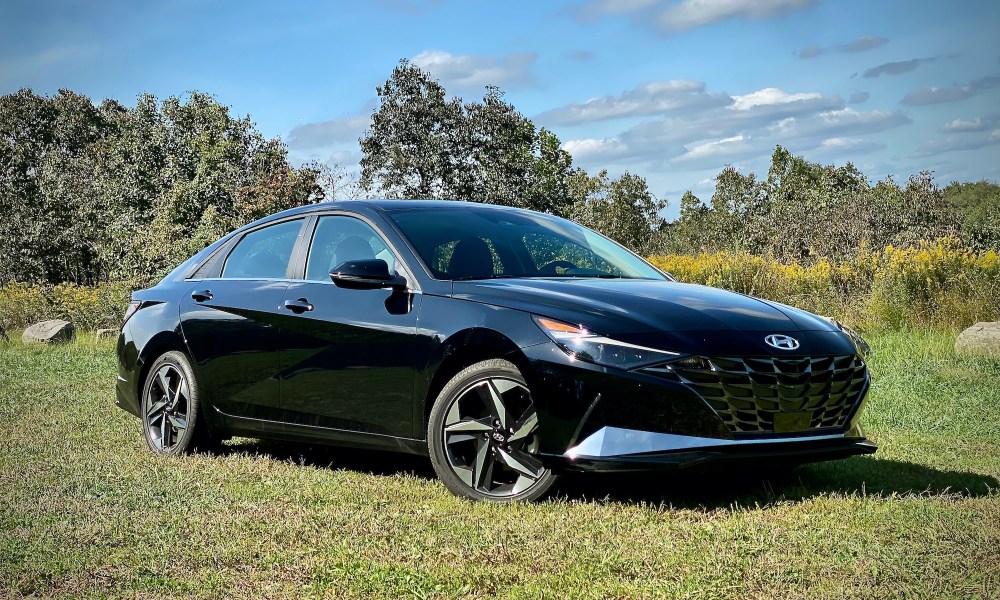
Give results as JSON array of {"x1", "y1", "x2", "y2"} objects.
[
  {"x1": 568, "y1": 170, "x2": 666, "y2": 254},
  {"x1": 359, "y1": 60, "x2": 575, "y2": 215},
  {"x1": 0, "y1": 89, "x2": 324, "y2": 286}
]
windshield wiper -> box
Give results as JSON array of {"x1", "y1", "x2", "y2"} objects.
[{"x1": 544, "y1": 274, "x2": 631, "y2": 279}]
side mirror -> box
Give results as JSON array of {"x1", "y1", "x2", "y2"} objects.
[{"x1": 330, "y1": 259, "x2": 406, "y2": 290}]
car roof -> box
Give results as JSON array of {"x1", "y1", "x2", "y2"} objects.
[{"x1": 242, "y1": 199, "x2": 537, "y2": 230}]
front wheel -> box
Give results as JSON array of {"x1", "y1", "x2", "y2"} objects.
[{"x1": 428, "y1": 359, "x2": 557, "y2": 501}]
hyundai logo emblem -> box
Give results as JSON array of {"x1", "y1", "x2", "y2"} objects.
[{"x1": 765, "y1": 334, "x2": 800, "y2": 350}]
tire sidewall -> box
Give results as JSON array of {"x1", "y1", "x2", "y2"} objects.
[
  {"x1": 427, "y1": 358, "x2": 557, "y2": 502},
  {"x1": 140, "y1": 350, "x2": 202, "y2": 455}
]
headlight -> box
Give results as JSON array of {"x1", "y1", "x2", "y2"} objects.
[
  {"x1": 533, "y1": 316, "x2": 682, "y2": 370},
  {"x1": 823, "y1": 316, "x2": 870, "y2": 358}
]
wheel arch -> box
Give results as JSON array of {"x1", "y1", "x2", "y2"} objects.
[
  {"x1": 132, "y1": 329, "x2": 229, "y2": 440},
  {"x1": 134, "y1": 330, "x2": 190, "y2": 403},
  {"x1": 418, "y1": 327, "x2": 527, "y2": 438}
]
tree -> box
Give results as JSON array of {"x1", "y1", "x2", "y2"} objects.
[
  {"x1": 943, "y1": 180, "x2": 1000, "y2": 250},
  {"x1": 568, "y1": 170, "x2": 666, "y2": 254},
  {"x1": 359, "y1": 60, "x2": 464, "y2": 199},
  {"x1": 359, "y1": 60, "x2": 575, "y2": 215},
  {"x1": 0, "y1": 89, "x2": 324, "y2": 286}
]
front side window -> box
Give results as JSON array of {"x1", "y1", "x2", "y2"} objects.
[
  {"x1": 221, "y1": 219, "x2": 302, "y2": 279},
  {"x1": 305, "y1": 215, "x2": 397, "y2": 282}
]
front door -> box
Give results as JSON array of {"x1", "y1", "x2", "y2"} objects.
[{"x1": 276, "y1": 214, "x2": 423, "y2": 438}]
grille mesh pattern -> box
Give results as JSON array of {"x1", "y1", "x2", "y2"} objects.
[{"x1": 648, "y1": 355, "x2": 868, "y2": 435}]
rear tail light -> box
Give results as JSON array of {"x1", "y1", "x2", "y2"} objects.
[{"x1": 123, "y1": 301, "x2": 142, "y2": 325}]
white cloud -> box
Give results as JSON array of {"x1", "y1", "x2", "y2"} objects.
[
  {"x1": 939, "y1": 114, "x2": 1000, "y2": 133},
  {"x1": 729, "y1": 88, "x2": 829, "y2": 111},
  {"x1": 537, "y1": 79, "x2": 730, "y2": 126},
  {"x1": 817, "y1": 137, "x2": 885, "y2": 154},
  {"x1": 658, "y1": 0, "x2": 815, "y2": 32},
  {"x1": 674, "y1": 135, "x2": 753, "y2": 162},
  {"x1": 560, "y1": 138, "x2": 631, "y2": 163},
  {"x1": 286, "y1": 112, "x2": 371, "y2": 150},
  {"x1": 560, "y1": 95, "x2": 909, "y2": 173},
  {"x1": 575, "y1": 0, "x2": 815, "y2": 34},
  {"x1": 412, "y1": 50, "x2": 538, "y2": 92},
  {"x1": 902, "y1": 76, "x2": 1000, "y2": 105},
  {"x1": 911, "y1": 133, "x2": 1000, "y2": 158},
  {"x1": 767, "y1": 108, "x2": 911, "y2": 140}
]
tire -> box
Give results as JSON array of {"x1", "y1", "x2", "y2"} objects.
[
  {"x1": 140, "y1": 350, "x2": 213, "y2": 455},
  {"x1": 428, "y1": 359, "x2": 558, "y2": 502}
]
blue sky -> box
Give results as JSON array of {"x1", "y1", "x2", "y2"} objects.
[{"x1": 2, "y1": 0, "x2": 999, "y2": 217}]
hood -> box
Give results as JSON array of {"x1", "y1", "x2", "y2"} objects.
[{"x1": 452, "y1": 278, "x2": 847, "y2": 356}]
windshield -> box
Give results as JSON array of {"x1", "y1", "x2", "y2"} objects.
[{"x1": 385, "y1": 205, "x2": 668, "y2": 281}]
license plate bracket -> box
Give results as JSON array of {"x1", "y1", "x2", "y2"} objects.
[{"x1": 773, "y1": 411, "x2": 812, "y2": 433}]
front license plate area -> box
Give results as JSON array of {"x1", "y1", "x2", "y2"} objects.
[{"x1": 773, "y1": 411, "x2": 812, "y2": 433}]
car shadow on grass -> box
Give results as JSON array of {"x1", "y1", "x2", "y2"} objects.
[
  {"x1": 215, "y1": 438, "x2": 438, "y2": 479},
  {"x1": 552, "y1": 456, "x2": 999, "y2": 509},
  {"x1": 211, "y1": 439, "x2": 996, "y2": 509}
]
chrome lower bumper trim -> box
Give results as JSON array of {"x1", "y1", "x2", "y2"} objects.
[{"x1": 565, "y1": 425, "x2": 866, "y2": 459}]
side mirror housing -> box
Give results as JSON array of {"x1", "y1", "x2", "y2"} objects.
[{"x1": 330, "y1": 259, "x2": 406, "y2": 290}]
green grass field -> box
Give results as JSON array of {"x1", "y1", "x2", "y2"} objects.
[{"x1": 2, "y1": 331, "x2": 999, "y2": 598}]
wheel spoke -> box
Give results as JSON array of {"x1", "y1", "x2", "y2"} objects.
[
  {"x1": 497, "y1": 447, "x2": 543, "y2": 480},
  {"x1": 156, "y1": 367, "x2": 171, "y2": 397},
  {"x1": 146, "y1": 399, "x2": 168, "y2": 419},
  {"x1": 511, "y1": 475, "x2": 535, "y2": 495},
  {"x1": 167, "y1": 414, "x2": 187, "y2": 431},
  {"x1": 479, "y1": 379, "x2": 509, "y2": 428},
  {"x1": 507, "y1": 411, "x2": 538, "y2": 444},
  {"x1": 174, "y1": 378, "x2": 189, "y2": 408},
  {"x1": 444, "y1": 418, "x2": 492, "y2": 435},
  {"x1": 159, "y1": 413, "x2": 169, "y2": 448},
  {"x1": 472, "y1": 440, "x2": 494, "y2": 491}
]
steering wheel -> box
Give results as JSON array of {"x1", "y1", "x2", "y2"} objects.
[{"x1": 538, "y1": 260, "x2": 578, "y2": 275}]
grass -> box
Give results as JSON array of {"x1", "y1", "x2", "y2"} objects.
[{"x1": 1, "y1": 331, "x2": 999, "y2": 598}]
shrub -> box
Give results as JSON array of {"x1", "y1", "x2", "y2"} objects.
[
  {"x1": 649, "y1": 239, "x2": 1000, "y2": 330},
  {"x1": 0, "y1": 281, "x2": 133, "y2": 331}
]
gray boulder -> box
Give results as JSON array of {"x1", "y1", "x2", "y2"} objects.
[
  {"x1": 22, "y1": 319, "x2": 75, "y2": 344},
  {"x1": 95, "y1": 328, "x2": 118, "y2": 341},
  {"x1": 955, "y1": 322, "x2": 1000, "y2": 356}
]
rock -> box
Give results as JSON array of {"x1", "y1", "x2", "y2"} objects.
[
  {"x1": 955, "y1": 322, "x2": 1000, "y2": 356},
  {"x1": 95, "y1": 328, "x2": 118, "y2": 341},
  {"x1": 21, "y1": 319, "x2": 75, "y2": 344}
]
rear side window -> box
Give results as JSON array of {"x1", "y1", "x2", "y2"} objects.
[{"x1": 221, "y1": 219, "x2": 302, "y2": 279}]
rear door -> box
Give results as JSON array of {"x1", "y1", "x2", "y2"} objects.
[
  {"x1": 276, "y1": 214, "x2": 423, "y2": 437},
  {"x1": 179, "y1": 217, "x2": 306, "y2": 421}
]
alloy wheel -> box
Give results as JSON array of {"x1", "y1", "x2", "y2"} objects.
[
  {"x1": 441, "y1": 376, "x2": 544, "y2": 497},
  {"x1": 144, "y1": 364, "x2": 191, "y2": 452}
]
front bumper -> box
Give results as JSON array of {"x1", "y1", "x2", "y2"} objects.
[{"x1": 540, "y1": 424, "x2": 876, "y2": 472}]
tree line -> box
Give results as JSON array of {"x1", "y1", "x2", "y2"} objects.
[{"x1": 2, "y1": 60, "x2": 998, "y2": 288}]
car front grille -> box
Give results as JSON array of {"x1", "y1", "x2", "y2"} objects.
[{"x1": 642, "y1": 354, "x2": 868, "y2": 435}]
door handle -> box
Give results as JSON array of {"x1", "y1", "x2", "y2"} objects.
[
  {"x1": 191, "y1": 289, "x2": 213, "y2": 302},
  {"x1": 283, "y1": 298, "x2": 314, "y2": 314}
]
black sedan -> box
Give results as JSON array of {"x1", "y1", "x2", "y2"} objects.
[{"x1": 116, "y1": 200, "x2": 875, "y2": 501}]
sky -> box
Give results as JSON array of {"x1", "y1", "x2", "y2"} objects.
[{"x1": 2, "y1": 0, "x2": 999, "y2": 218}]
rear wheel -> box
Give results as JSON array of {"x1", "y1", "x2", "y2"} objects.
[
  {"x1": 140, "y1": 351, "x2": 212, "y2": 455},
  {"x1": 428, "y1": 359, "x2": 557, "y2": 502}
]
